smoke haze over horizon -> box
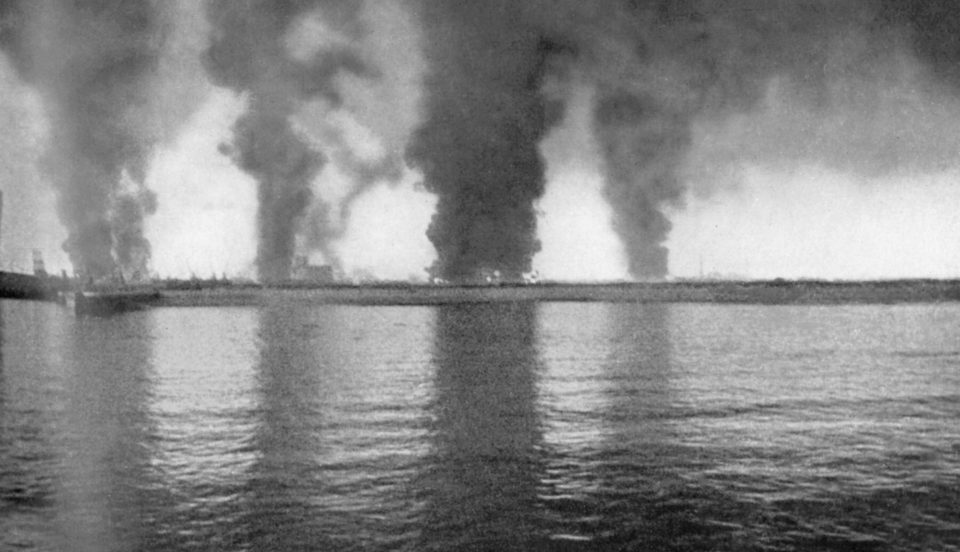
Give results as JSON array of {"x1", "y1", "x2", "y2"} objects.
[
  {"x1": 3, "y1": 1, "x2": 960, "y2": 282},
  {"x1": 0, "y1": 0, "x2": 208, "y2": 279}
]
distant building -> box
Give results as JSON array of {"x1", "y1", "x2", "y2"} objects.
[
  {"x1": 292, "y1": 255, "x2": 334, "y2": 283},
  {"x1": 32, "y1": 249, "x2": 47, "y2": 277}
]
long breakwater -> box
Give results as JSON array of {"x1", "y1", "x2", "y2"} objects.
[{"x1": 154, "y1": 279, "x2": 960, "y2": 307}]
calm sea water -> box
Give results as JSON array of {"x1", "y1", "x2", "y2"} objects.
[{"x1": 1, "y1": 298, "x2": 959, "y2": 551}]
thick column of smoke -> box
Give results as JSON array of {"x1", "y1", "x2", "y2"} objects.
[
  {"x1": 0, "y1": 0, "x2": 177, "y2": 279},
  {"x1": 880, "y1": 0, "x2": 960, "y2": 86},
  {"x1": 578, "y1": 1, "x2": 843, "y2": 280},
  {"x1": 583, "y1": 2, "x2": 739, "y2": 280},
  {"x1": 594, "y1": 94, "x2": 688, "y2": 278},
  {"x1": 203, "y1": 0, "x2": 370, "y2": 283},
  {"x1": 404, "y1": 0, "x2": 815, "y2": 281},
  {"x1": 408, "y1": 0, "x2": 960, "y2": 282},
  {"x1": 297, "y1": 0, "x2": 424, "y2": 278},
  {"x1": 585, "y1": 0, "x2": 960, "y2": 279},
  {"x1": 406, "y1": 1, "x2": 572, "y2": 283}
]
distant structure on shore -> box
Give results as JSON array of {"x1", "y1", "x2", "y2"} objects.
[
  {"x1": 33, "y1": 249, "x2": 47, "y2": 277},
  {"x1": 675, "y1": 271, "x2": 752, "y2": 282},
  {"x1": 292, "y1": 256, "x2": 334, "y2": 283}
]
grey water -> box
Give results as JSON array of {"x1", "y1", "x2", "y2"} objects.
[{"x1": 1, "y1": 299, "x2": 959, "y2": 551}]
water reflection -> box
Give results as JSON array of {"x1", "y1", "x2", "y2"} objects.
[
  {"x1": 56, "y1": 312, "x2": 156, "y2": 552},
  {"x1": 243, "y1": 303, "x2": 335, "y2": 550},
  {"x1": 146, "y1": 307, "x2": 260, "y2": 549},
  {"x1": 0, "y1": 302, "x2": 72, "y2": 551},
  {"x1": 422, "y1": 302, "x2": 546, "y2": 551},
  {"x1": 0, "y1": 301, "x2": 5, "y2": 408},
  {"x1": 533, "y1": 303, "x2": 680, "y2": 546},
  {"x1": 599, "y1": 303, "x2": 675, "y2": 458},
  {"x1": 594, "y1": 304, "x2": 695, "y2": 548},
  {"x1": 2, "y1": 300, "x2": 959, "y2": 550},
  {"x1": 245, "y1": 303, "x2": 434, "y2": 550}
]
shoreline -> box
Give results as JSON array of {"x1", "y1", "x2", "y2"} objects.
[{"x1": 152, "y1": 280, "x2": 960, "y2": 307}]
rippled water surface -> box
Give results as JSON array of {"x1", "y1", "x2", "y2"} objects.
[{"x1": 1, "y1": 299, "x2": 959, "y2": 551}]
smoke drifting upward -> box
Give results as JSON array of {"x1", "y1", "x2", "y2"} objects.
[
  {"x1": 406, "y1": 1, "x2": 573, "y2": 282},
  {"x1": 573, "y1": 1, "x2": 871, "y2": 280},
  {"x1": 302, "y1": 147, "x2": 403, "y2": 271},
  {"x1": 404, "y1": 0, "x2": 802, "y2": 281},
  {"x1": 588, "y1": 0, "x2": 960, "y2": 279},
  {"x1": 203, "y1": 0, "x2": 372, "y2": 283},
  {"x1": 408, "y1": 0, "x2": 960, "y2": 281},
  {"x1": 222, "y1": 100, "x2": 324, "y2": 284},
  {"x1": 295, "y1": 0, "x2": 424, "y2": 278},
  {"x1": 6, "y1": 1, "x2": 960, "y2": 282},
  {"x1": 0, "y1": 0, "x2": 186, "y2": 279},
  {"x1": 593, "y1": 94, "x2": 687, "y2": 278}
]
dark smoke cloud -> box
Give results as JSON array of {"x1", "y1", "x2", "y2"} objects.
[
  {"x1": 7, "y1": 1, "x2": 960, "y2": 282},
  {"x1": 881, "y1": 0, "x2": 960, "y2": 86},
  {"x1": 0, "y1": 2, "x2": 26, "y2": 71},
  {"x1": 410, "y1": 0, "x2": 960, "y2": 281},
  {"x1": 204, "y1": 0, "x2": 372, "y2": 283},
  {"x1": 0, "y1": 0, "x2": 191, "y2": 279},
  {"x1": 591, "y1": 0, "x2": 960, "y2": 278},
  {"x1": 0, "y1": 54, "x2": 55, "y2": 272},
  {"x1": 593, "y1": 94, "x2": 688, "y2": 278},
  {"x1": 406, "y1": 1, "x2": 574, "y2": 283},
  {"x1": 292, "y1": 0, "x2": 423, "y2": 279},
  {"x1": 574, "y1": 1, "x2": 881, "y2": 279},
  {"x1": 113, "y1": 187, "x2": 157, "y2": 276},
  {"x1": 407, "y1": 0, "x2": 802, "y2": 281}
]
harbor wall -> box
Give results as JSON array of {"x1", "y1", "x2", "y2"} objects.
[{"x1": 154, "y1": 280, "x2": 960, "y2": 307}]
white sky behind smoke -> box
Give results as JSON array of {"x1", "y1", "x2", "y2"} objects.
[
  {"x1": 4, "y1": 3, "x2": 960, "y2": 281},
  {"x1": 151, "y1": 76, "x2": 960, "y2": 281},
  {"x1": 5, "y1": 58, "x2": 960, "y2": 281}
]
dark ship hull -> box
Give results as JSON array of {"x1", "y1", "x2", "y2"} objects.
[
  {"x1": 0, "y1": 271, "x2": 58, "y2": 301},
  {"x1": 71, "y1": 287, "x2": 161, "y2": 316}
]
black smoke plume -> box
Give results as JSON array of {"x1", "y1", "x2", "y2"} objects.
[
  {"x1": 593, "y1": 94, "x2": 688, "y2": 278},
  {"x1": 576, "y1": 1, "x2": 879, "y2": 279},
  {"x1": 406, "y1": 1, "x2": 573, "y2": 283},
  {"x1": 0, "y1": 0, "x2": 180, "y2": 279},
  {"x1": 204, "y1": 0, "x2": 370, "y2": 283},
  {"x1": 7, "y1": 1, "x2": 960, "y2": 282},
  {"x1": 597, "y1": 0, "x2": 960, "y2": 278},
  {"x1": 409, "y1": 0, "x2": 960, "y2": 281}
]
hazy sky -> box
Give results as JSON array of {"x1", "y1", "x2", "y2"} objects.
[{"x1": 2, "y1": 1, "x2": 960, "y2": 282}]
